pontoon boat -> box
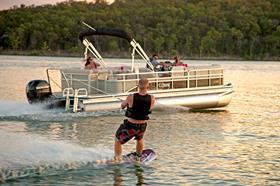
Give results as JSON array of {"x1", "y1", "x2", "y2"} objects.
[{"x1": 26, "y1": 27, "x2": 233, "y2": 112}]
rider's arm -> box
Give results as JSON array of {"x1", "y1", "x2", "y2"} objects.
[
  {"x1": 121, "y1": 94, "x2": 132, "y2": 109},
  {"x1": 121, "y1": 98, "x2": 128, "y2": 109},
  {"x1": 150, "y1": 95, "x2": 155, "y2": 109}
]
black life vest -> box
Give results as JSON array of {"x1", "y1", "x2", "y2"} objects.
[{"x1": 125, "y1": 93, "x2": 152, "y2": 120}]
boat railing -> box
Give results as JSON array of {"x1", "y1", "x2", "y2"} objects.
[
  {"x1": 47, "y1": 65, "x2": 224, "y2": 97},
  {"x1": 109, "y1": 66, "x2": 224, "y2": 90}
]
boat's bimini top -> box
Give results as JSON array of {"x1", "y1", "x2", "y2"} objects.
[{"x1": 78, "y1": 27, "x2": 132, "y2": 42}]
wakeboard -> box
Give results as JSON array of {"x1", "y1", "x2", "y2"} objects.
[{"x1": 122, "y1": 149, "x2": 156, "y2": 164}]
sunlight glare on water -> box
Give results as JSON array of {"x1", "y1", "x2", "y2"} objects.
[{"x1": 0, "y1": 55, "x2": 279, "y2": 185}]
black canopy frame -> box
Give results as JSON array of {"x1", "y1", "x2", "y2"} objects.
[{"x1": 78, "y1": 27, "x2": 154, "y2": 71}]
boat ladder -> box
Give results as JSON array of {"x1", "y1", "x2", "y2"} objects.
[{"x1": 63, "y1": 88, "x2": 88, "y2": 112}]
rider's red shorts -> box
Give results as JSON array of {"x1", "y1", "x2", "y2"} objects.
[{"x1": 115, "y1": 119, "x2": 147, "y2": 144}]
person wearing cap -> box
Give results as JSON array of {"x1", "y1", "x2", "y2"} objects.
[{"x1": 150, "y1": 54, "x2": 160, "y2": 67}]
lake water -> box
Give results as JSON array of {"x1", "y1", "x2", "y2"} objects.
[{"x1": 0, "y1": 55, "x2": 279, "y2": 185}]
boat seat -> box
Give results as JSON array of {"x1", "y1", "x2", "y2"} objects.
[
  {"x1": 61, "y1": 68, "x2": 92, "y2": 75},
  {"x1": 138, "y1": 68, "x2": 155, "y2": 79}
]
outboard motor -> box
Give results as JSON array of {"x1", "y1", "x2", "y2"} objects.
[{"x1": 26, "y1": 80, "x2": 52, "y2": 104}]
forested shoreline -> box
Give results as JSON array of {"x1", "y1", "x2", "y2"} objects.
[{"x1": 0, "y1": 0, "x2": 279, "y2": 60}]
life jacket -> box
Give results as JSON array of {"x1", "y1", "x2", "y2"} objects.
[{"x1": 125, "y1": 93, "x2": 152, "y2": 120}]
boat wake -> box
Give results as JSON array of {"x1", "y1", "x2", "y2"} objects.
[
  {"x1": 0, "y1": 100, "x2": 122, "y2": 122},
  {"x1": 154, "y1": 102, "x2": 190, "y2": 113},
  {"x1": 0, "y1": 130, "x2": 113, "y2": 182},
  {"x1": 0, "y1": 100, "x2": 50, "y2": 117}
]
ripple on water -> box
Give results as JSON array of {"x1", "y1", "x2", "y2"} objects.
[{"x1": 0, "y1": 60, "x2": 280, "y2": 185}]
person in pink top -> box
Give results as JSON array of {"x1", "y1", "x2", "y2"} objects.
[
  {"x1": 84, "y1": 56, "x2": 100, "y2": 70},
  {"x1": 173, "y1": 55, "x2": 188, "y2": 67}
]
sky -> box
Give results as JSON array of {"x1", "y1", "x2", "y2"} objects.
[{"x1": 0, "y1": 0, "x2": 113, "y2": 10}]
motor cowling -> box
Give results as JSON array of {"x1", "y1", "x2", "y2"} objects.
[{"x1": 26, "y1": 80, "x2": 52, "y2": 104}]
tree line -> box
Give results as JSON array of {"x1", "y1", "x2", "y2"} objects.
[{"x1": 0, "y1": 0, "x2": 279, "y2": 60}]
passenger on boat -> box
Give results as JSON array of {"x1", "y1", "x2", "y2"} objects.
[
  {"x1": 150, "y1": 54, "x2": 160, "y2": 67},
  {"x1": 148, "y1": 54, "x2": 168, "y2": 71},
  {"x1": 84, "y1": 56, "x2": 100, "y2": 70},
  {"x1": 173, "y1": 55, "x2": 188, "y2": 67},
  {"x1": 114, "y1": 78, "x2": 155, "y2": 162}
]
